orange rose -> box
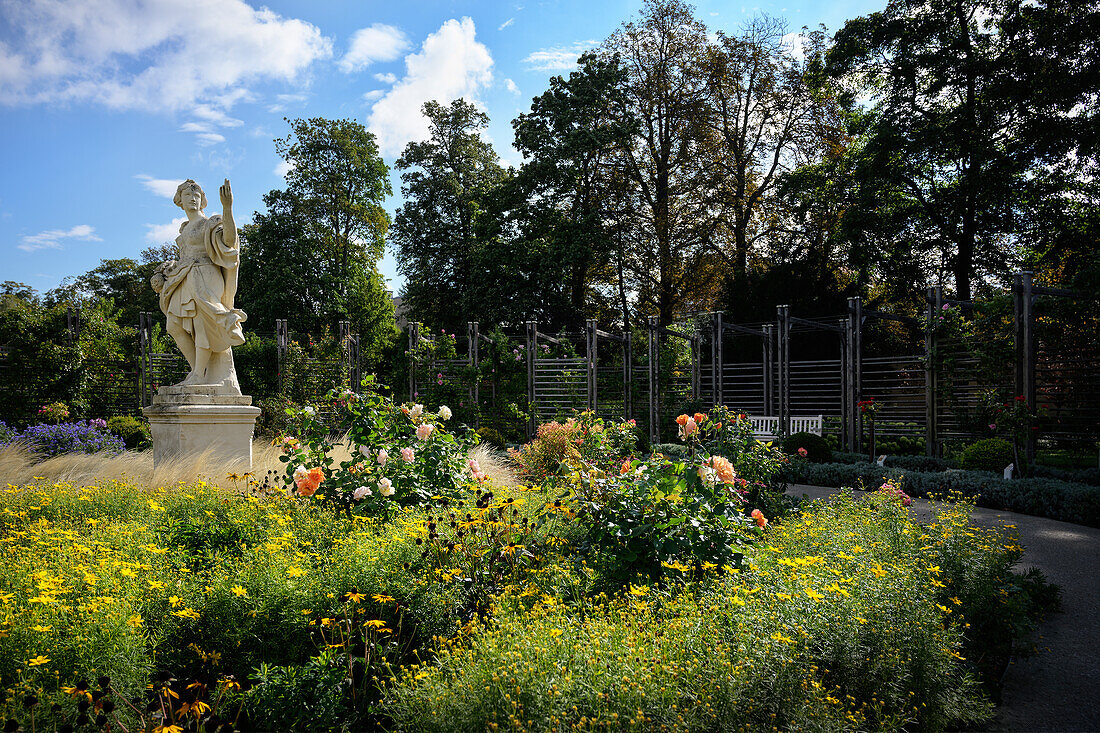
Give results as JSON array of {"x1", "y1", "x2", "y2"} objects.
[
  {"x1": 675, "y1": 414, "x2": 690, "y2": 426},
  {"x1": 714, "y1": 422, "x2": 722, "y2": 430},
  {"x1": 621, "y1": 459, "x2": 632, "y2": 475},
  {"x1": 751, "y1": 508, "x2": 767, "y2": 528},
  {"x1": 693, "y1": 412, "x2": 707, "y2": 424},
  {"x1": 708, "y1": 455, "x2": 736, "y2": 484},
  {"x1": 297, "y1": 481, "x2": 318, "y2": 497}
]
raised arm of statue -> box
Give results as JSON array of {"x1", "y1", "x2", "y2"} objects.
[{"x1": 220, "y1": 178, "x2": 237, "y2": 250}]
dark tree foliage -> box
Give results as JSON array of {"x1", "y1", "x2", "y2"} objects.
[
  {"x1": 826, "y1": 0, "x2": 1100, "y2": 302},
  {"x1": 46, "y1": 247, "x2": 174, "y2": 326},
  {"x1": 239, "y1": 118, "x2": 396, "y2": 366},
  {"x1": 392, "y1": 100, "x2": 508, "y2": 333},
  {"x1": 508, "y1": 52, "x2": 637, "y2": 330}
]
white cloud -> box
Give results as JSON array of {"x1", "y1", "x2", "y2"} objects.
[
  {"x1": 135, "y1": 174, "x2": 182, "y2": 199},
  {"x1": 339, "y1": 24, "x2": 409, "y2": 73},
  {"x1": 363, "y1": 89, "x2": 385, "y2": 102},
  {"x1": 505, "y1": 78, "x2": 520, "y2": 95},
  {"x1": 367, "y1": 18, "x2": 493, "y2": 157},
  {"x1": 274, "y1": 159, "x2": 294, "y2": 177},
  {"x1": 374, "y1": 72, "x2": 397, "y2": 84},
  {"x1": 521, "y1": 41, "x2": 596, "y2": 72},
  {"x1": 499, "y1": 18, "x2": 515, "y2": 30},
  {"x1": 145, "y1": 217, "x2": 187, "y2": 245},
  {"x1": 19, "y1": 224, "x2": 102, "y2": 252},
  {"x1": 0, "y1": 0, "x2": 332, "y2": 113},
  {"x1": 196, "y1": 132, "x2": 226, "y2": 146},
  {"x1": 267, "y1": 92, "x2": 307, "y2": 113}
]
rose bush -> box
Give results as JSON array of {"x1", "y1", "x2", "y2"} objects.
[{"x1": 277, "y1": 377, "x2": 479, "y2": 516}]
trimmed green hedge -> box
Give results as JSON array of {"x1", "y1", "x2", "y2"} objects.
[
  {"x1": 783, "y1": 461, "x2": 1100, "y2": 527},
  {"x1": 832, "y1": 452, "x2": 958, "y2": 473}
]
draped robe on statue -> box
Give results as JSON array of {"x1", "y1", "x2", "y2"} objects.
[{"x1": 159, "y1": 214, "x2": 247, "y2": 389}]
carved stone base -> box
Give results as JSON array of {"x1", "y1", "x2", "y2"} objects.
[{"x1": 143, "y1": 386, "x2": 261, "y2": 469}]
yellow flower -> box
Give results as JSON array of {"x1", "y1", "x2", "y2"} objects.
[
  {"x1": 128, "y1": 614, "x2": 144, "y2": 627},
  {"x1": 230, "y1": 585, "x2": 248, "y2": 598},
  {"x1": 372, "y1": 593, "x2": 394, "y2": 604},
  {"x1": 804, "y1": 588, "x2": 825, "y2": 601},
  {"x1": 286, "y1": 566, "x2": 306, "y2": 578},
  {"x1": 27, "y1": 655, "x2": 50, "y2": 666},
  {"x1": 31, "y1": 624, "x2": 53, "y2": 633},
  {"x1": 173, "y1": 608, "x2": 201, "y2": 620}
]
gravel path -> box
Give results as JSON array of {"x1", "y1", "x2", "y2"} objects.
[{"x1": 787, "y1": 484, "x2": 1100, "y2": 732}]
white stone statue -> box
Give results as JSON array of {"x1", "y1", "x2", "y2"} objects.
[{"x1": 151, "y1": 178, "x2": 246, "y2": 394}]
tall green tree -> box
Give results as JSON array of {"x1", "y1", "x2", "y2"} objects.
[
  {"x1": 601, "y1": 0, "x2": 719, "y2": 326},
  {"x1": 238, "y1": 118, "x2": 396, "y2": 365},
  {"x1": 700, "y1": 20, "x2": 843, "y2": 303},
  {"x1": 828, "y1": 0, "x2": 1032, "y2": 302},
  {"x1": 509, "y1": 51, "x2": 637, "y2": 329},
  {"x1": 392, "y1": 99, "x2": 507, "y2": 332}
]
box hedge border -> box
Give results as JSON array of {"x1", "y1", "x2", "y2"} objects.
[{"x1": 782, "y1": 461, "x2": 1100, "y2": 528}]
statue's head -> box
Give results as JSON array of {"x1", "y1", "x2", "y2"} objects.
[{"x1": 174, "y1": 180, "x2": 207, "y2": 212}]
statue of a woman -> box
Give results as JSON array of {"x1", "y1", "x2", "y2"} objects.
[{"x1": 150, "y1": 179, "x2": 247, "y2": 394}]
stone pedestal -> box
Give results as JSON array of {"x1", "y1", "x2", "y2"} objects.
[{"x1": 143, "y1": 385, "x2": 261, "y2": 469}]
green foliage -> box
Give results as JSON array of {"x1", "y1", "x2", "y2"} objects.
[
  {"x1": 960, "y1": 438, "x2": 1016, "y2": 473},
  {"x1": 277, "y1": 379, "x2": 478, "y2": 515},
  {"x1": 782, "y1": 461, "x2": 1100, "y2": 527},
  {"x1": 246, "y1": 653, "x2": 350, "y2": 731},
  {"x1": 782, "y1": 431, "x2": 831, "y2": 462},
  {"x1": 234, "y1": 332, "x2": 280, "y2": 398},
  {"x1": 392, "y1": 99, "x2": 508, "y2": 333},
  {"x1": 254, "y1": 395, "x2": 300, "y2": 439},
  {"x1": 105, "y1": 415, "x2": 150, "y2": 450},
  {"x1": 238, "y1": 117, "x2": 396, "y2": 367},
  {"x1": 0, "y1": 298, "x2": 85, "y2": 424},
  {"x1": 475, "y1": 427, "x2": 505, "y2": 448}
]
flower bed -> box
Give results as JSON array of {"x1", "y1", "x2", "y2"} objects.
[{"x1": 0, "y1": 398, "x2": 1055, "y2": 732}]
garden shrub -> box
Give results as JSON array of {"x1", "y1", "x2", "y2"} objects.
[
  {"x1": 782, "y1": 461, "x2": 1100, "y2": 526},
  {"x1": 1032, "y1": 464, "x2": 1100, "y2": 487},
  {"x1": 832, "y1": 451, "x2": 958, "y2": 472},
  {"x1": 475, "y1": 426, "x2": 505, "y2": 448},
  {"x1": 782, "y1": 431, "x2": 831, "y2": 462},
  {"x1": 960, "y1": 437, "x2": 1016, "y2": 473},
  {"x1": 2, "y1": 420, "x2": 125, "y2": 458},
  {"x1": 276, "y1": 381, "x2": 479, "y2": 514},
  {"x1": 509, "y1": 411, "x2": 636, "y2": 483},
  {"x1": 106, "y1": 415, "x2": 150, "y2": 450},
  {"x1": 254, "y1": 394, "x2": 300, "y2": 438},
  {"x1": 384, "y1": 495, "x2": 1032, "y2": 732}
]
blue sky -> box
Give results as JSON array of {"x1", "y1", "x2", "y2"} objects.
[{"x1": 0, "y1": 0, "x2": 882, "y2": 298}]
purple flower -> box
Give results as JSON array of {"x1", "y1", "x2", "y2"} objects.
[{"x1": 2, "y1": 421, "x2": 125, "y2": 458}]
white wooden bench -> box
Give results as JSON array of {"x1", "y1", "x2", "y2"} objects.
[{"x1": 749, "y1": 415, "x2": 823, "y2": 440}]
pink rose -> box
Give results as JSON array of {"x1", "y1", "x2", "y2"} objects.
[
  {"x1": 376, "y1": 449, "x2": 388, "y2": 466},
  {"x1": 416, "y1": 423, "x2": 435, "y2": 441},
  {"x1": 400, "y1": 447, "x2": 415, "y2": 462}
]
